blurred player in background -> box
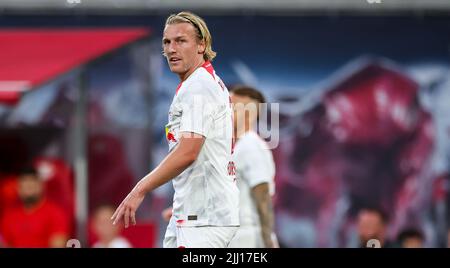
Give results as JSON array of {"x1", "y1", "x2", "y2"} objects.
[
  {"x1": 0, "y1": 168, "x2": 69, "y2": 247},
  {"x1": 112, "y1": 11, "x2": 239, "y2": 248},
  {"x1": 228, "y1": 86, "x2": 278, "y2": 248}
]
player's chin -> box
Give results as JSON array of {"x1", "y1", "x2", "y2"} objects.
[{"x1": 168, "y1": 63, "x2": 183, "y2": 73}]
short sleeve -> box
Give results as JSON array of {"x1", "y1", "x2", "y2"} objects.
[
  {"x1": 179, "y1": 83, "x2": 214, "y2": 138},
  {"x1": 240, "y1": 147, "x2": 275, "y2": 189}
]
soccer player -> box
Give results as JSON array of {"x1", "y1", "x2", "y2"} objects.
[
  {"x1": 111, "y1": 11, "x2": 239, "y2": 248},
  {"x1": 227, "y1": 86, "x2": 278, "y2": 248}
]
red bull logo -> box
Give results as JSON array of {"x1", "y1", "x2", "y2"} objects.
[
  {"x1": 165, "y1": 126, "x2": 177, "y2": 143},
  {"x1": 167, "y1": 132, "x2": 177, "y2": 143},
  {"x1": 227, "y1": 161, "x2": 236, "y2": 176}
]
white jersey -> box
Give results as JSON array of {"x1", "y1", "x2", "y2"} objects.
[
  {"x1": 165, "y1": 61, "x2": 239, "y2": 227},
  {"x1": 234, "y1": 131, "x2": 275, "y2": 227}
]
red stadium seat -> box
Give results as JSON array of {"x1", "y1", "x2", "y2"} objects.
[{"x1": 88, "y1": 134, "x2": 134, "y2": 211}]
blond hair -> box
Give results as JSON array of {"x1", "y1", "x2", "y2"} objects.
[{"x1": 165, "y1": 11, "x2": 217, "y2": 61}]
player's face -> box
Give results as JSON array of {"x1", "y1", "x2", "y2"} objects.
[
  {"x1": 230, "y1": 93, "x2": 258, "y2": 130},
  {"x1": 402, "y1": 237, "x2": 423, "y2": 248},
  {"x1": 162, "y1": 23, "x2": 205, "y2": 80},
  {"x1": 357, "y1": 211, "x2": 385, "y2": 241},
  {"x1": 93, "y1": 207, "x2": 121, "y2": 241},
  {"x1": 17, "y1": 175, "x2": 43, "y2": 206}
]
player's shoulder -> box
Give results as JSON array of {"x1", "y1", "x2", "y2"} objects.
[
  {"x1": 43, "y1": 199, "x2": 65, "y2": 214},
  {"x1": 239, "y1": 131, "x2": 270, "y2": 151},
  {"x1": 194, "y1": 65, "x2": 216, "y2": 82},
  {"x1": 183, "y1": 67, "x2": 219, "y2": 94}
]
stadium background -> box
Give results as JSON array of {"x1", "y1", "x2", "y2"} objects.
[{"x1": 0, "y1": 0, "x2": 449, "y2": 248}]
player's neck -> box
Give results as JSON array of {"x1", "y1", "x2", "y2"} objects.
[
  {"x1": 178, "y1": 58, "x2": 205, "y2": 82},
  {"x1": 236, "y1": 125, "x2": 255, "y2": 140}
]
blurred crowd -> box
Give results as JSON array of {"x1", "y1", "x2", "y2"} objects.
[
  {"x1": 1, "y1": 162, "x2": 449, "y2": 248},
  {"x1": 0, "y1": 159, "x2": 132, "y2": 248},
  {"x1": 353, "y1": 207, "x2": 441, "y2": 248}
]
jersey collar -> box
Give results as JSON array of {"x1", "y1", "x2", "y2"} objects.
[{"x1": 175, "y1": 61, "x2": 215, "y2": 95}]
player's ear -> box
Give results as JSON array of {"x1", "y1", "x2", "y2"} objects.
[{"x1": 198, "y1": 39, "x2": 206, "y2": 55}]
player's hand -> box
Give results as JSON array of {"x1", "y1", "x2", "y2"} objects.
[{"x1": 111, "y1": 189, "x2": 145, "y2": 228}]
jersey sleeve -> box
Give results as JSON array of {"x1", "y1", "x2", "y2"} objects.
[
  {"x1": 178, "y1": 81, "x2": 214, "y2": 138},
  {"x1": 240, "y1": 145, "x2": 275, "y2": 189}
]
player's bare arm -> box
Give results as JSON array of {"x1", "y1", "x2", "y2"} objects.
[
  {"x1": 111, "y1": 132, "x2": 205, "y2": 228},
  {"x1": 252, "y1": 182, "x2": 275, "y2": 248}
]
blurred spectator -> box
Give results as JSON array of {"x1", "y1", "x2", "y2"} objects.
[
  {"x1": 92, "y1": 204, "x2": 131, "y2": 248},
  {"x1": 356, "y1": 207, "x2": 394, "y2": 248},
  {"x1": 396, "y1": 228, "x2": 424, "y2": 248},
  {"x1": 0, "y1": 167, "x2": 69, "y2": 247}
]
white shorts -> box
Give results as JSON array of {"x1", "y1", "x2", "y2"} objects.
[
  {"x1": 228, "y1": 225, "x2": 264, "y2": 248},
  {"x1": 163, "y1": 216, "x2": 238, "y2": 248}
]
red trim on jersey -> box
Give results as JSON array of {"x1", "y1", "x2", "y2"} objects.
[
  {"x1": 201, "y1": 61, "x2": 215, "y2": 80},
  {"x1": 167, "y1": 132, "x2": 177, "y2": 143},
  {"x1": 176, "y1": 61, "x2": 214, "y2": 95},
  {"x1": 175, "y1": 82, "x2": 183, "y2": 95},
  {"x1": 230, "y1": 96, "x2": 235, "y2": 154}
]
